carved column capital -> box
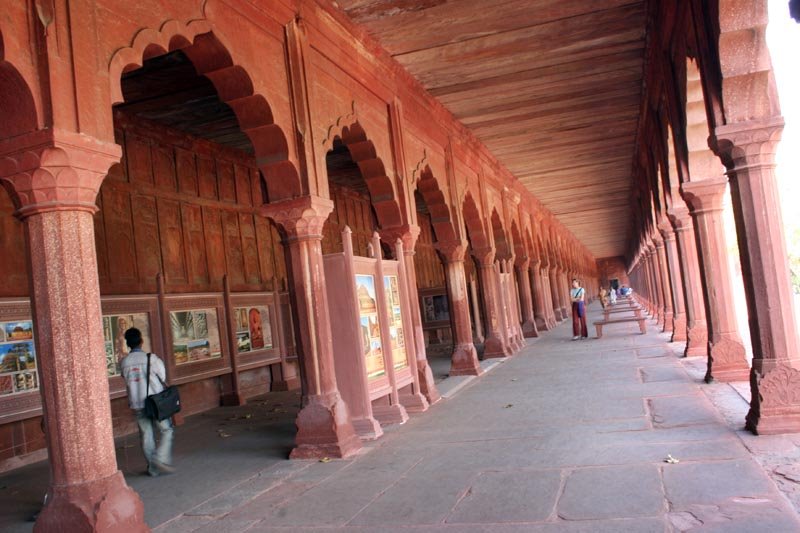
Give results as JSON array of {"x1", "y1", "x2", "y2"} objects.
[
  {"x1": 380, "y1": 223, "x2": 420, "y2": 253},
  {"x1": 713, "y1": 117, "x2": 783, "y2": 170},
  {"x1": 260, "y1": 195, "x2": 333, "y2": 240},
  {"x1": 0, "y1": 129, "x2": 121, "y2": 219},
  {"x1": 471, "y1": 246, "x2": 495, "y2": 267},
  {"x1": 681, "y1": 179, "x2": 728, "y2": 215},
  {"x1": 435, "y1": 239, "x2": 467, "y2": 263}
]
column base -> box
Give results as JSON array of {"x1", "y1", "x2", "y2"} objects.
[
  {"x1": 684, "y1": 324, "x2": 708, "y2": 357},
  {"x1": 656, "y1": 309, "x2": 665, "y2": 327},
  {"x1": 272, "y1": 376, "x2": 301, "y2": 392},
  {"x1": 705, "y1": 337, "x2": 750, "y2": 383},
  {"x1": 522, "y1": 319, "x2": 539, "y2": 338},
  {"x1": 662, "y1": 311, "x2": 674, "y2": 333},
  {"x1": 746, "y1": 366, "x2": 800, "y2": 435},
  {"x1": 290, "y1": 392, "x2": 362, "y2": 459},
  {"x1": 399, "y1": 391, "x2": 429, "y2": 413},
  {"x1": 535, "y1": 316, "x2": 550, "y2": 331},
  {"x1": 560, "y1": 307, "x2": 569, "y2": 322},
  {"x1": 417, "y1": 363, "x2": 441, "y2": 405},
  {"x1": 450, "y1": 343, "x2": 483, "y2": 376},
  {"x1": 483, "y1": 336, "x2": 508, "y2": 358},
  {"x1": 35, "y1": 471, "x2": 146, "y2": 533},
  {"x1": 553, "y1": 308, "x2": 564, "y2": 322},
  {"x1": 373, "y1": 403, "x2": 409, "y2": 426},
  {"x1": 671, "y1": 314, "x2": 688, "y2": 342},
  {"x1": 352, "y1": 416, "x2": 384, "y2": 440}
]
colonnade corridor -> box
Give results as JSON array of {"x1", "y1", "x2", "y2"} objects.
[{"x1": 2, "y1": 302, "x2": 799, "y2": 532}]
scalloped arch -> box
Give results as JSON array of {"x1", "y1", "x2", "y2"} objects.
[
  {"x1": 462, "y1": 192, "x2": 489, "y2": 251},
  {"x1": 108, "y1": 20, "x2": 302, "y2": 201},
  {"x1": 331, "y1": 122, "x2": 403, "y2": 229},
  {"x1": 415, "y1": 165, "x2": 456, "y2": 244},
  {"x1": 491, "y1": 209, "x2": 511, "y2": 260},
  {"x1": 0, "y1": 27, "x2": 37, "y2": 140}
]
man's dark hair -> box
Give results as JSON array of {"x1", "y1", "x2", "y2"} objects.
[{"x1": 124, "y1": 328, "x2": 143, "y2": 349}]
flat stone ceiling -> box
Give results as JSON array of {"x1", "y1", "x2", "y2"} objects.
[{"x1": 337, "y1": 0, "x2": 647, "y2": 259}]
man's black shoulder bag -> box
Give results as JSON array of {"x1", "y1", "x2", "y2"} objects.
[{"x1": 144, "y1": 353, "x2": 181, "y2": 421}]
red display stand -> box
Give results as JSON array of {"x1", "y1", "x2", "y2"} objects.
[{"x1": 324, "y1": 228, "x2": 426, "y2": 440}]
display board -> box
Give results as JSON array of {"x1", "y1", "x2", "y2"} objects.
[
  {"x1": 169, "y1": 308, "x2": 222, "y2": 365},
  {"x1": 0, "y1": 319, "x2": 37, "y2": 396},
  {"x1": 102, "y1": 313, "x2": 152, "y2": 377},
  {"x1": 233, "y1": 305, "x2": 273, "y2": 353},
  {"x1": 356, "y1": 274, "x2": 385, "y2": 379},
  {"x1": 383, "y1": 274, "x2": 408, "y2": 370},
  {"x1": 420, "y1": 290, "x2": 450, "y2": 326}
]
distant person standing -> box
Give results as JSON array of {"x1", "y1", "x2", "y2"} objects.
[
  {"x1": 121, "y1": 328, "x2": 175, "y2": 477},
  {"x1": 570, "y1": 279, "x2": 588, "y2": 340},
  {"x1": 608, "y1": 285, "x2": 617, "y2": 305},
  {"x1": 599, "y1": 286, "x2": 608, "y2": 309}
]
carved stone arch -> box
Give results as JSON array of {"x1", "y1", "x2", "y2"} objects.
[
  {"x1": 491, "y1": 209, "x2": 511, "y2": 261},
  {"x1": 462, "y1": 191, "x2": 489, "y2": 251},
  {"x1": 510, "y1": 221, "x2": 525, "y2": 264},
  {"x1": 415, "y1": 164, "x2": 456, "y2": 243},
  {"x1": 330, "y1": 121, "x2": 403, "y2": 229},
  {"x1": 0, "y1": 28, "x2": 37, "y2": 142},
  {"x1": 108, "y1": 20, "x2": 301, "y2": 201}
]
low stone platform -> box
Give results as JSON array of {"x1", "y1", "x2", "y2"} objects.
[{"x1": 2, "y1": 304, "x2": 800, "y2": 532}]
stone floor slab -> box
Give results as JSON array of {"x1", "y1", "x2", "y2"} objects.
[
  {"x1": 558, "y1": 465, "x2": 664, "y2": 520},
  {"x1": 648, "y1": 395, "x2": 720, "y2": 427},
  {"x1": 663, "y1": 459, "x2": 778, "y2": 507},
  {"x1": 446, "y1": 469, "x2": 562, "y2": 524}
]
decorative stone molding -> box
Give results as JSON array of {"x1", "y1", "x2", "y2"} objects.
[
  {"x1": 0, "y1": 128, "x2": 121, "y2": 218},
  {"x1": 259, "y1": 195, "x2": 333, "y2": 240},
  {"x1": 681, "y1": 178, "x2": 728, "y2": 214},
  {"x1": 713, "y1": 117, "x2": 784, "y2": 169},
  {"x1": 435, "y1": 239, "x2": 467, "y2": 263},
  {"x1": 380, "y1": 224, "x2": 420, "y2": 252}
]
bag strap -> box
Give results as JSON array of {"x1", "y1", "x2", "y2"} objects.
[
  {"x1": 146, "y1": 353, "x2": 151, "y2": 397},
  {"x1": 146, "y1": 352, "x2": 168, "y2": 392}
]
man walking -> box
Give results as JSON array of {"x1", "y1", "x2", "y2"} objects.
[{"x1": 121, "y1": 328, "x2": 176, "y2": 476}]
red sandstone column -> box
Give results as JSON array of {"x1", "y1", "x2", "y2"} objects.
[
  {"x1": 549, "y1": 264, "x2": 564, "y2": 322},
  {"x1": 261, "y1": 196, "x2": 362, "y2": 458},
  {"x1": 506, "y1": 259, "x2": 525, "y2": 350},
  {"x1": 649, "y1": 244, "x2": 666, "y2": 326},
  {"x1": 468, "y1": 279, "x2": 485, "y2": 344},
  {"x1": 645, "y1": 251, "x2": 657, "y2": 316},
  {"x1": 0, "y1": 131, "x2": 147, "y2": 532},
  {"x1": 531, "y1": 259, "x2": 550, "y2": 331},
  {"x1": 682, "y1": 179, "x2": 749, "y2": 382},
  {"x1": 659, "y1": 222, "x2": 688, "y2": 342},
  {"x1": 438, "y1": 242, "x2": 482, "y2": 375},
  {"x1": 669, "y1": 206, "x2": 708, "y2": 356},
  {"x1": 715, "y1": 118, "x2": 800, "y2": 433},
  {"x1": 517, "y1": 259, "x2": 538, "y2": 337},
  {"x1": 654, "y1": 235, "x2": 674, "y2": 333},
  {"x1": 558, "y1": 269, "x2": 570, "y2": 320},
  {"x1": 474, "y1": 248, "x2": 511, "y2": 357},
  {"x1": 381, "y1": 225, "x2": 440, "y2": 405},
  {"x1": 541, "y1": 261, "x2": 556, "y2": 327}
]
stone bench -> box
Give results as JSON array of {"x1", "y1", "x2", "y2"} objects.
[
  {"x1": 593, "y1": 317, "x2": 647, "y2": 338},
  {"x1": 603, "y1": 307, "x2": 643, "y2": 321}
]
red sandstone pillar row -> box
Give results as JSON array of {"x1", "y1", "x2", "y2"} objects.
[
  {"x1": 649, "y1": 246, "x2": 665, "y2": 325},
  {"x1": 382, "y1": 225, "x2": 440, "y2": 405},
  {"x1": 507, "y1": 259, "x2": 525, "y2": 350},
  {"x1": 682, "y1": 179, "x2": 749, "y2": 382},
  {"x1": 474, "y1": 248, "x2": 511, "y2": 357},
  {"x1": 558, "y1": 270, "x2": 570, "y2": 320},
  {"x1": 531, "y1": 260, "x2": 550, "y2": 331},
  {"x1": 439, "y1": 242, "x2": 482, "y2": 375},
  {"x1": 0, "y1": 132, "x2": 147, "y2": 532},
  {"x1": 540, "y1": 262, "x2": 556, "y2": 328},
  {"x1": 494, "y1": 260, "x2": 517, "y2": 354},
  {"x1": 715, "y1": 119, "x2": 800, "y2": 433},
  {"x1": 654, "y1": 235, "x2": 674, "y2": 333},
  {"x1": 669, "y1": 207, "x2": 709, "y2": 356},
  {"x1": 548, "y1": 266, "x2": 563, "y2": 322},
  {"x1": 659, "y1": 223, "x2": 688, "y2": 342},
  {"x1": 261, "y1": 196, "x2": 362, "y2": 459},
  {"x1": 517, "y1": 259, "x2": 538, "y2": 337},
  {"x1": 468, "y1": 279, "x2": 485, "y2": 344}
]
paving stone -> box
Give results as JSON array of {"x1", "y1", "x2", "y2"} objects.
[
  {"x1": 663, "y1": 460, "x2": 778, "y2": 507},
  {"x1": 648, "y1": 395, "x2": 720, "y2": 427},
  {"x1": 446, "y1": 469, "x2": 562, "y2": 523},
  {"x1": 153, "y1": 515, "x2": 212, "y2": 533},
  {"x1": 640, "y1": 366, "x2": 689, "y2": 383},
  {"x1": 558, "y1": 465, "x2": 664, "y2": 519}
]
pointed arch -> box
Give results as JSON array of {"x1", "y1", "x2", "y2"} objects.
[
  {"x1": 510, "y1": 221, "x2": 525, "y2": 262},
  {"x1": 462, "y1": 192, "x2": 489, "y2": 251},
  {"x1": 0, "y1": 28, "x2": 37, "y2": 141},
  {"x1": 331, "y1": 122, "x2": 403, "y2": 229},
  {"x1": 109, "y1": 21, "x2": 301, "y2": 201},
  {"x1": 414, "y1": 164, "x2": 456, "y2": 243},
  {"x1": 491, "y1": 209, "x2": 511, "y2": 261}
]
